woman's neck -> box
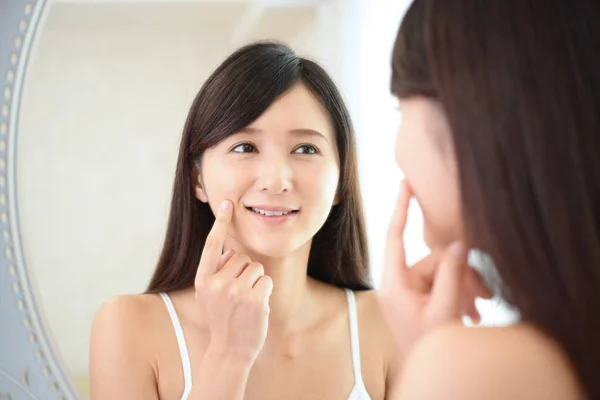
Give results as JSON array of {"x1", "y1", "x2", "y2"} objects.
[{"x1": 224, "y1": 238, "x2": 318, "y2": 337}]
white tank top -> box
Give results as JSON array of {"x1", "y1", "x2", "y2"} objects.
[{"x1": 159, "y1": 289, "x2": 372, "y2": 400}]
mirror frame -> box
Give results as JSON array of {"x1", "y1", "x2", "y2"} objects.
[{"x1": 0, "y1": 0, "x2": 81, "y2": 398}]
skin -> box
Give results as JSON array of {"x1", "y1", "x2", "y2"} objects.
[
  {"x1": 379, "y1": 95, "x2": 583, "y2": 400},
  {"x1": 89, "y1": 83, "x2": 401, "y2": 400},
  {"x1": 394, "y1": 96, "x2": 463, "y2": 251}
]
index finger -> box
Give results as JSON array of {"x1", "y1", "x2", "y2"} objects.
[
  {"x1": 198, "y1": 200, "x2": 233, "y2": 277},
  {"x1": 382, "y1": 179, "x2": 413, "y2": 286}
]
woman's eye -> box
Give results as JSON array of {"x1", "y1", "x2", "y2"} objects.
[
  {"x1": 294, "y1": 144, "x2": 319, "y2": 155},
  {"x1": 231, "y1": 143, "x2": 256, "y2": 153}
]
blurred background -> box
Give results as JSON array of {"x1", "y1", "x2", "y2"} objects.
[{"x1": 15, "y1": 0, "x2": 514, "y2": 398}]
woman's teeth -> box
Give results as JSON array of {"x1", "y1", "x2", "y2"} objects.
[{"x1": 251, "y1": 207, "x2": 293, "y2": 217}]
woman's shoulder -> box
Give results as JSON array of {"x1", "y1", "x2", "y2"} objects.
[
  {"x1": 353, "y1": 289, "x2": 400, "y2": 350},
  {"x1": 91, "y1": 289, "x2": 197, "y2": 340},
  {"x1": 394, "y1": 322, "x2": 583, "y2": 400},
  {"x1": 353, "y1": 290, "x2": 403, "y2": 394},
  {"x1": 89, "y1": 293, "x2": 171, "y2": 396},
  {"x1": 91, "y1": 293, "x2": 166, "y2": 355},
  {"x1": 353, "y1": 289, "x2": 397, "y2": 336},
  {"x1": 353, "y1": 289, "x2": 391, "y2": 322},
  {"x1": 92, "y1": 293, "x2": 163, "y2": 331}
]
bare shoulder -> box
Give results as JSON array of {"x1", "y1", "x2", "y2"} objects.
[
  {"x1": 354, "y1": 289, "x2": 402, "y2": 356},
  {"x1": 90, "y1": 293, "x2": 165, "y2": 400},
  {"x1": 91, "y1": 293, "x2": 162, "y2": 342},
  {"x1": 354, "y1": 290, "x2": 403, "y2": 395},
  {"x1": 91, "y1": 293, "x2": 169, "y2": 362},
  {"x1": 354, "y1": 289, "x2": 393, "y2": 327},
  {"x1": 394, "y1": 323, "x2": 583, "y2": 400},
  {"x1": 353, "y1": 290, "x2": 396, "y2": 341},
  {"x1": 354, "y1": 289, "x2": 401, "y2": 350},
  {"x1": 94, "y1": 292, "x2": 154, "y2": 318},
  {"x1": 354, "y1": 290, "x2": 399, "y2": 340}
]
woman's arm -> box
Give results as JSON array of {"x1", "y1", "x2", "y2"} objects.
[{"x1": 90, "y1": 296, "x2": 160, "y2": 400}]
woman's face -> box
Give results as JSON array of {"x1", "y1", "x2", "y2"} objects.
[
  {"x1": 196, "y1": 83, "x2": 340, "y2": 258},
  {"x1": 395, "y1": 96, "x2": 464, "y2": 251}
]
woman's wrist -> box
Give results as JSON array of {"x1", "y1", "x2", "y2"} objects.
[
  {"x1": 190, "y1": 346, "x2": 255, "y2": 400},
  {"x1": 203, "y1": 343, "x2": 256, "y2": 372}
]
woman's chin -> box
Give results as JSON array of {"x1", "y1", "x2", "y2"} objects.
[
  {"x1": 423, "y1": 227, "x2": 460, "y2": 252},
  {"x1": 422, "y1": 227, "x2": 439, "y2": 250},
  {"x1": 235, "y1": 241, "x2": 299, "y2": 260}
]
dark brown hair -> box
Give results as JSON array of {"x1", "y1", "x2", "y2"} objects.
[
  {"x1": 147, "y1": 41, "x2": 371, "y2": 294},
  {"x1": 392, "y1": 0, "x2": 600, "y2": 397}
]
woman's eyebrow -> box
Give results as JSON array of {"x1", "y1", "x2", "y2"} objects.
[
  {"x1": 289, "y1": 128, "x2": 328, "y2": 143},
  {"x1": 239, "y1": 127, "x2": 329, "y2": 143}
]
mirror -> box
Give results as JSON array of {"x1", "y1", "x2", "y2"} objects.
[
  {"x1": 0, "y1": 1, "x2": 516, "y2": 399},
  {"x1": 2, "y1": 0, "x2": 369, "y2": 398}
]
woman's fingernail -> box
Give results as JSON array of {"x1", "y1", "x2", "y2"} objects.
[
  {"x1": 220, "y1": 200, "x2": 231, "y2": 212},
  {"x1": 220, "y1": 249, "x2": 232, "y2": 260}
]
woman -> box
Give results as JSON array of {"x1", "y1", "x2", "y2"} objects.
[
  {"x1": 379, "y1": 0, "x2": 599, "y2": 398},
  {"x1": 89, "y1": 42, "x2": 402, "y2": 400}
]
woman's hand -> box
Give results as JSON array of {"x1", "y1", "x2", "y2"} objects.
[
  {"x1": 194, "y1": 200, "x2": 272, "y2": 363},
  {"x1": 377, "y1": 180, "x2": 491, "y2": 355}
]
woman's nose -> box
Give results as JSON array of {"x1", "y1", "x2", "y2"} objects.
[{"x1": 255, "y1": 154, "x2": 293, "y2": 194}]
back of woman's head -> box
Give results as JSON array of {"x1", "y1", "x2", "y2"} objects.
[
  {"x1": 392, "y1": 0, "x2": 600, "y2": 396},
  {"x1": 147, "y1": 42, "x2": 370, "y2": 294}
]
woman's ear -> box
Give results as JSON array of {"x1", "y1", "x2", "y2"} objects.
[{"x1": 190, "y1": 167, "x2": 208, "y2": 203}]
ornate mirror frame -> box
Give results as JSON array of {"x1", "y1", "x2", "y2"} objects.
[{"x1": 1, "y1": 0, "x2": 87, "y2": 398}]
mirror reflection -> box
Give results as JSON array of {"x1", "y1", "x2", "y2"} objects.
[{"x1": 18, "y1": 1, "x2": 347, "y2": 397}]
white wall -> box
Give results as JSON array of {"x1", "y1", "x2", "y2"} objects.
[{"x1": 350, "y1": 0, "x2": 429, "y2": 280}]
